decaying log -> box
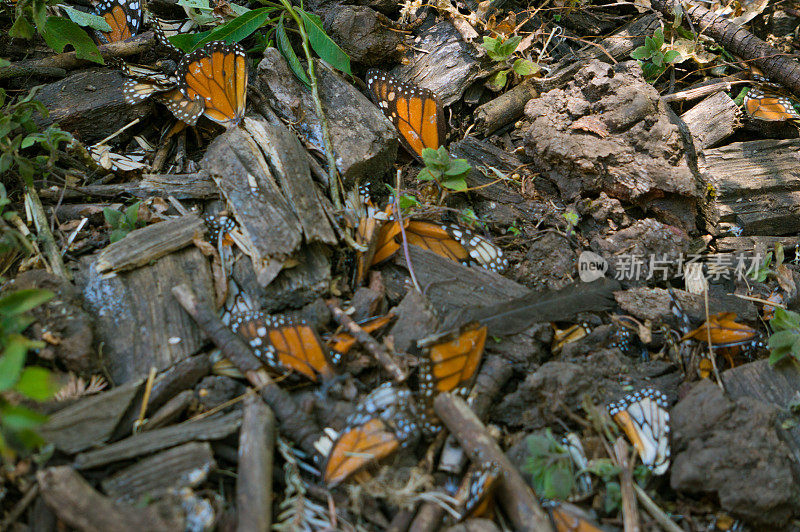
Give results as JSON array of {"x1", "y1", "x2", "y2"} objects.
[
  {"x1": 434, "y1": 393, "x2": 552, "y2": 532},
  {"x1": 700, "y1": 139, "x2": 800, "y2": 235},
  {"x1": 236, "y1": 394, "x2": 276, "y2": 532},
  {"x1": 101, "y1": 442, "x2": 216, "y2": 503},
  {"x1": 614, "y1": 287, "x2": 757, "y2": 327},
  {"x1": 38, "y1": 172, "x2": 219, "y2": 201},
  {"x1": 256, "y1": 48, "x2": 397, "y2": 186},
  {"x1": 32, "y1": 68, "x2": 152, "y2": 144},
  {"x1": 74, "y1": 410, "x2": 242, "y2": 469},
  {"x1": 95, "y1": 215, "x2": 205, "y2": 274},
  {"x1": 171, "y1": 284, "x2": 323, "y2": 456},
  {"x1": 680, "y1": 92, "x2": 740, "y2": 150},
  {"x1": 392, "y1": 20, "x2": 488, "y2": 107},
  {"x1": 652, "y1": 0, "x2": 800, "y2": 97},
  {"x1": 39, "y1": 379, "x2": 141, "y2": 454},
  {"x1": 473, "y1": 79, "x2": 539, "y2": 136},
  {"x1": 75, "y1": 247, "x2": 214, "y2": 383},
  {"x1": 715, "y1": 236, "x2": 800, "y2": 254},
  {"x1": 38, "y1": 466, "x2": 184, "y2": 532}
]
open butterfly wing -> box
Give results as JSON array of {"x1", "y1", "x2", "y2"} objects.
[
  {"x1": 177, "y1": 42, "x2": 247, "y2": 128},
  {"x1": 95, "y1": 0, "x2": 142, "y2": 43},
  {"x1": 232, "y1": 312, "x2": 337, "y2": 382},
  {"x1": 329, "y1": 314, "x2": 396, "y2": 356},
  {"x1": 459, "y1": 461, "x2": 501, "y2": 520},
  {"x1": 548, "y1": 503, "x2": 605, "y2": 532},
  {"x1": 682, "y1": 312, "x2": 759, "y2": 348},
  {"x1": 609, "y1": 388, "x2": 670, "y2": 475},
  {"x1": 365, "y1": 70, "x2": 446, "y2": 159},
  {"x1": 158, "y1": 88, "x2": 205, "y2": 125},
  {"x1": 322, "y1": 417, "x2": 400, "y2": 486},
  {"x1": 744, "y1": 88, "x2": 800, "y2": 122}
]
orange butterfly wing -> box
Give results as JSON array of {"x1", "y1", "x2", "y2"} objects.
[
  {"x1": 176, "y1": 42, "x2": 248, "y2": 128},
  {"x1": 232, "y1": 312, "x2": 337, "y2": 382},
  {"x1": 95, "y1": 0, "x2": 141, "y2": 44},
  {"x1": 328, "y1": 313, "x2": 395, "y2": 356},
  {"x1": 322, "y1": 417, "x2": 401, "y2": 486},
  {"x1": 365, "y1": 70, "x2": 446, "y2": 159},
  {"x1": 548, "y1": 503, "x2": 604, "y2": 532},
  {"x1": 744, "y1": 88, "x2": 800, "y2": 122}
]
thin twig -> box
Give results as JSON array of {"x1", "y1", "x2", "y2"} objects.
[
  {"x1": 393, "y1": 169, "x2": 422, "y2": 294},
  {"x1": 613, "y1": 437, "x2": 640, "y2": 532},
  {"x1": 24, "y1": 183, "x2": 70, "y2": 280},
  {"x1": 703, "y1": 288, "x2": 725, "y2": 392},
  {"x1": 325, "y1": 299, "x2": 409, "y2": 382},
  {"x1": 633, "y1": 484, "x2": 683, "y2": 532}
]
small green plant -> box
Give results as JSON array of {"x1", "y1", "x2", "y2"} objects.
[
  {"x1": 482, "y1": 35, "x2": 540, "y2": 91},
  {"x1": 585, "y1": 458, "x2": 650, "y2": 514},
  {"x1": 0, "y1": 288, "x2": 57, "y2": 461},
  {"x1": 0, "y1": 184, "x2": 35, "y2": 266},
  {"x1": 630, "y1": 27, "x2": 681, "y2": 81},
  {"x1": 767, "y1": 307, "x2": 800, "y2": 366},
  {"x1": 521, "y1": 430, "x2": 576, "y2": 500},
  {"x1": 750, "y1": 243, "x2": 784, "y2": 283},
  {"x1": 506, "y1": 224, "x2": 521, "y2": 236},
  {"x1": 418, "y1": 147, "x2": 471, "y2": 192},
  {"x1": 103, "y1": 201, "x2": 145, "y2": 243},
  {"x1": 385, "y1": 184, "x2": 421, "y2": 211},
  {"x1": 0, "y1": 88, "x2": 74, "y2": 187},
  {"x1": 7, "y1": 0, "x2": 104, "y2": 63},
  {"x1": 563, "y1": 209, "x2": 579, "y2": 236}
]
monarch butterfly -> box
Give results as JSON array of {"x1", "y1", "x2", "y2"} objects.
[
  {"x1": 230, "y1": 311, "x2": 340, "y2": 383},
  {"x1": 456, "y1": 460, "x2": 501, "y2": 520},
  {"x1": 609, "y1": 317, "x2": 649, "y2": 361},
  {"x1": 607, "y1": 388, "x2": 670, "y2": 475},
  {"x1": 681, "y1": 312, "x2": 763, "y2": 349},
  {"x1": 327, "y1": 313, "x2": 396, "y2": 356},
  {"x1": 544, "y1": 501, "x2": 605, "y2": 532},
  {"x1": 172, "y1": 41, "x2": 248, "y2": 128},
  {"x1": 151, "y1": 17, "x2": 196, "y2": 57},
  {"x1": 365, "y1": 70, "x2": 446, "y2": 159},
  {"x1": 351, "y1": 184, "x2": 390, "y2": 286},
  {"x1": 89, "y1": 144, "x2": 148, "y2": 172},
  {"x1": 417, "y1": 324, "x2": 487, "y2": 434},
  {"x1": 743, "y1": 87, "x2": 800, "y2": 122},
  {"x1": 319, "y1": 383, "x2": 420, "y2": 486},
  {"x1": 94, "y1": 0, "x2": 142, "y2": 44},
  {"x1": 562, "y1": 433, "x2": 592, "y2": 501},
  {"x1": 372, "y1": 219, "x2": 508, "y2": 273},
  {"x1": 551, "y1": 322, "x2": 592, "y2": 354},
  {"x1": 762, "y1": 289, "x2": 785, "y2": 321}
]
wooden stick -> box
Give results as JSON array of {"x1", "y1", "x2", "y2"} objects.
[
  {"x1": 633, "y1": 484, "x2": 683, "y2": 532},
  {"x1": 0, "y1": 32, "x2": 156, "y2": 80},
  {"x1": 236, "y1": 393, "x2": 276, "y2": 532},
  {"x1": 614, "y1": 437, "x2": 641, "y2": 532},
  {"x1": 433, "y1": 393, "x2": 553, "y2": 532},
  {"x1": 172, "y1": 284, "x2": 322, "y2": 456},
  {"x1": 326, "y1": 299, "x2": 409, "y2": 382}
]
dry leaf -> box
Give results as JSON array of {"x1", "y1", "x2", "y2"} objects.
[{"x1": 569, "y1": 116, "x2": 610, "y2": 138}]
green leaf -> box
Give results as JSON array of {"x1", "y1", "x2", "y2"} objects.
[
  {"x1": 9, "y1": 16, "x2": 36, "y2": 39},
  {"x1": 191, "y1": 7, "x2": 273, "y2": 50},
  {"x1": 604, "y1": 482, "x2": 622, "y2": 513},
  {"x1": 276, "y1": 17, "x2": 311, "y2": 87},
  {"x1": 630, "y1": 46, "x2": 650, "y2": 60},
  {"x1": 170, "y1": 30, "x2": 211, "y2": 53},
  {"x1": 60, "y1": 6, "x2": 112, "y2": 32},
  {"x1": 769, "y1": 349, "x2": 789, "y2": 366},
  {"x1": 124, "y1": 201, "x2": 141, "y2": 226},
  {"x1": 20, "y1": 135, "x2": 36, "y2": 149},
  {"x1": 103, "y1": 207, "x2": 123, "y2": 228},
  {"x1": 298, "y1": 10, "x2": 351, "y2": 75},
  {"x1": 41, "y1": 16, "x2": 103, "y2": 64},
  {"x1": 441, "y1": 175, "x2": 467, "y2": 191},
  {"x1": 110, "y1": 229, "x2": 129, "y2": 243},
  {"x1": 481, "y1": 36, "x2": 500, "y2": 55},
  {"x1": 653, "y1": 27, "x2": 665, "y2": 48},
  {"x1": 444, "y1": 158, "x2": 471, "y2": 177},
  {"x1": 512, "y1": 58, "x2": 540, "y2": 76},
  {"x1": 15, "y1": 367, "x2": 55, "y2": 401},
  {"x1": 662, "y1": 50, "x2": 681, "y2": 64},
  {"x1": 0, "y1": 289, "x2": 54, "y2": 317},
  {"x1": 645, "y1": 36, "x2": 656, "y2": 53},
  {"x1": 1, "y1": 404, "x2": 48, "y2": 431},
  {"x1": 498, "y1": 35, "x2": 522, "y2": 58},
  {"x1": 0, "y1": 337, "x2": 28, "y2": 391},
  {"x1": 487, "y1": 69, "x2": 508, "y2": 91},
  {"x1": 544, "y1": 465, "x2": 574, "y2": 500},
  {"x1": 775, "y1": 243, "x2": 785, "y2": 266},
  {"x1": 417, "y1": 168, "x2": 437, "y2": 182},
  {"x1": 769, "y1": 330, "x2": 799, "y2": 350},
  {"x1": 772, "y1": 308, "x2": 800, "y2": 329}
]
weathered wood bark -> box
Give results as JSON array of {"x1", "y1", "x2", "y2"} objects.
[
  {"x1": 39, "y1": 379, "x2": 141, "y2": 454},
  {"x1": 680, "y1": 92, "x2": 740, "y2": 150},
  {"x1": 95, "y1": 215, "x2": 205, "y2": 274},
  {"x1": 74, "y1": 410, "x2": 242, "y2": 469},
  {"x1": 75, "y1": 247, "x2": 214, "y2": 383},
  {"x1": 39, "y1": 172, "x2": 219, "y2": 201},
  {"x1": 700, "y1": 139, "x2": 800, "y2": 235},
  {"x1": 434, "y1": 393, "x2": 552, "y2": 532},
  {"x1": 101, "y1": 442, "x2": 216, "y2": 503},
  {"x1": 652, "y1": 0, "x2": 800, "y2": 97},
  {"x1": 236, "y1": 394, "x2": 276, "y2": 532},
  {"x1": 37, "y1": 466, "x2": 184, "y2": 532},
  {"x1": 144, "y1": 390, "x2": 194, "y2": 430}
]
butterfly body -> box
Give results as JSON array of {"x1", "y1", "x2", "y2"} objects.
[{"x1": 365, "y1": 70, "x2": 446, "y2": 159}]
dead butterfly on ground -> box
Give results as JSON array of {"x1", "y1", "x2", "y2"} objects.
[
  {"x1": 417, "y1": 323, "x2": 487, "y2": 434},
  {"x1": 327, "y1": 313, "x2": 396, "y2": 357},
  {"x1": 94, "y1": 0, "x2": 142, "y2": 44},
  {"x1": 743, "y1": 87, "x2": 800, "y2": 122},
  {"x1": 317, "y1": 383, "x2": 420, "y2": 486},
  {"x1": 544, "y1": 501, "x2": 605, "y2": 532},
  {"x1": 88, "y1": 143, "x2": 148, "y2": 172},
  {"x1": 562, "y1": 432, "x2": 592, "y2": 500},
  {"x1": 372, "y1": 218, "x2": 508, "y2": 273},
  {"x1": 365, "y1": 70, "x2": 446, "y2": 159},
  {"x1": 455, "y1": 460, "x2": 501, "y2": 520},
  {"x1": 681, "y1": 311, "x2": 764, "y2": 378},
  {"x1": 607, "y1": 387, "x2": 670, "y2": 475},
  {"x1": 151, "y1": 16, "x2": 197, "y2": 57},
  {"x1": 230, "y1": 311, "x2": 339, "y2": 383}
]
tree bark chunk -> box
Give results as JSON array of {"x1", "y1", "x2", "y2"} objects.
[
  {"x1": 236, "y1": 394, "x2": 275, "y2": 532},
  {"x1": 680, "y1": 92, "x2": 740, "y2": 150}
]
